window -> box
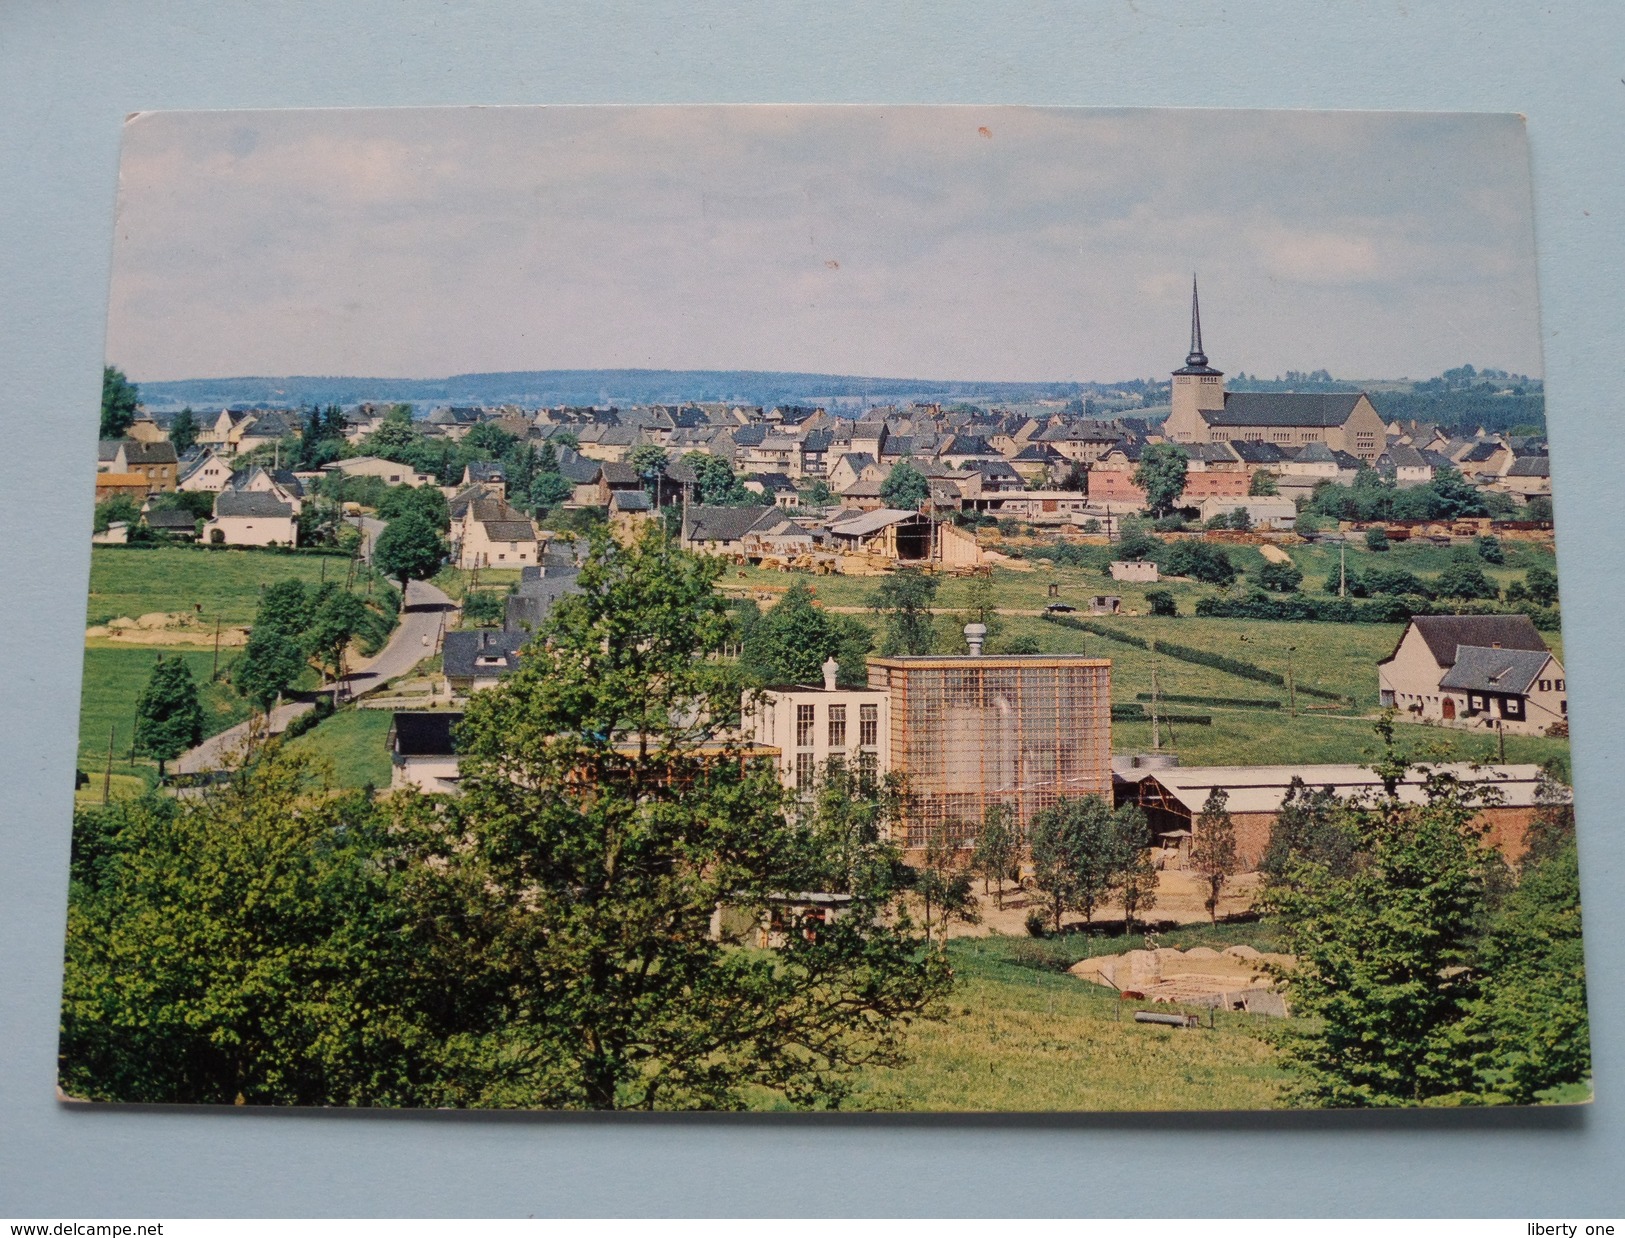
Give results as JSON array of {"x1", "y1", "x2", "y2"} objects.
[
  {"x1": 828, "y1": 705, "x2": 846, "y2": 748},
  {"x1": 1501, "y1": 697, "x2": 1524, "y2": 719},
  {"x1": 1272, "y1": 431, "x2": 1292, "y2": 443},
  {"x1": 795, "y1": 751, "x2": 816, "y2": 790},
  {"x1": 796, "y1": 703, "x2": 815, "y2": 747},
  {"x1": 1468, "y1": 694, "x2": 1486, "y2": 713},
  {"x1": 1557, "y1": 679, "x2": 1565, "y2": 691},
  {"x1": 1538, "y1": 679, "x2": 1550, "y2": 692},
  {"x1": 859, "y1": 703, "x2": 878, "y2": 748}
]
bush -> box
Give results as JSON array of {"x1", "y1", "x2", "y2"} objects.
[
  {"x1": 279, "y1": 694, "x2": 335, "y2": 741},
  {"x1": 1145, "y1": 588, "x2": 1177, "y2": 617},
  {"x1": 1152, "y1": 513, "x2": 1188, "y2": 533},
  {"x1": 1025, "y1": 909, "x2": 1049, "y2": 938},
  {"x1": 1364, "y1": 527, "x2": 1389, "y2": 552},
  {"x1": 1257, "y1": 560, "x2": 1303, "y2": 593},
  {"x1": 1474, "y1": 535, "x2": 1505, "y2": 564},
  {"x1": 1163, "y1": 540, "x2": 1237, "y2": 586},
  {"x1": 1435, "y1": 559, "x2": 1499, "y2": 601},
  {"x1": 1294, "y1": 513, "x2": 1323, "y2": 536}
]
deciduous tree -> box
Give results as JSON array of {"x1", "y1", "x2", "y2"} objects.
[
  {"x1": 100, "y1": 366, "x2": 140, "y2": 439},
  {"x1": 373, "y1": 511, "x2": 446, "y2": 591},
  {"x1": 869, "y1": 569, "x2": 939, "y2": 656},
  {"x1": 1132, "y1": 443, "x2": 1189, "y2": 517},
  {"x1": 132, "y1": 656, "x2": 205, "y2": 777},
  {"x1": 880, "y1": 461, "x2": 930, "y2": 511},
  {"x1": 1190, "y1": 787, "x2": 1240, "y2": 924}
]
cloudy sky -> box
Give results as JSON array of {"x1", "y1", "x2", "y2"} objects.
[{"x1": 106, "y1": 106, "x2": 1543, "y2": 384}]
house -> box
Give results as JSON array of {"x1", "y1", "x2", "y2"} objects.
[
  {"x1": 233, "y1": 411, "x2": 301, "y2": 455},
  {"x1": 98, "y1": 440, "x2": 178, "y2": 493},
  {"x1": 204, "y1": 490, "x2": 299, "y2": 546},
  {"x1": 126, "y1": 412, "x2": 168, "y2": 444},
  {"x1": 1194, "y1": 496, "x2": 1297, "y2": 530},
  {"x1": 1088, "y1": 595, "x2": 1123, "y2": 615},
  {"x1": 1119, "y1": 761, "x2": 1552, "y2": 870},
  {"x1": 826, "y1": 452, "x2": 883, "y2": 493},
  {"x1": 456, "y1": 495, "x2": 540, "y2": 569},
  {"x1": 1160, "y1": 281, "x2": 1387, "y2": 460},
  {"x1": 742, "y1": 657, "x2": 890, "y2": 792},
  {"x1": 388, "y1": 711, "x2": 463, "y2": 792},
  {"x1": 590, "y1": 461, "x2": 644, "y2": 507},
  {"x1": 504, "y1": 563, "x2": 584, "y2": 634},
  {"x1": 1377, "y1": 443, "x2": 1436, "y2": 488},
  {"x1": 94, "y1": 474, "x2": 152, "y2": 504},
  {"x1": 462, "y1": 460, "x2": 507, "y2": 497},
  {"x1": 680, "y1": 504, "x2": 781, "y2": 555},
  {"x1": 324, "y1": 456, "x2": 435, "y2": 487},
  {"x1": 1110, "y1": 560, "x2": 1159, "y2": 583},
  {"x1": 443, "y1": 628, "x2": 526, "y2": 694},
  {"x1": 608, "y1": 489, "x2": 658, "y2": 539},
  {"x1": 1492, "y1": 457, "x2": 1552, "y2": 505},
  {"x1": 741, "y1": 472, "x2": 801, "y2": 508},
  {"x1": 141, "y1": 507, "x2": 201, "y2": 540},
  {"x1": 227, "y1": 464, "x2": 304, "y2": 514},
  {"x1": 1378, "y1": 614, "x2": 1565, "y2": 735},
  {"x1": 176, "y1": 447, "x2": 234, "y2": 492}
]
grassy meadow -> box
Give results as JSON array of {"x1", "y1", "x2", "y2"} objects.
[
  {"x1": 86, "y1": 544, "x2": 374, "y2": 626},
  {"x1": 283, "y1": 707, "x2": 396, "y2": 789},
  {"x1": 838, "y1": 925, "x2": 1299, "y2": 1112},
  {"x1": 76, "y1": 645, "x2": 252, "y2": 780}
]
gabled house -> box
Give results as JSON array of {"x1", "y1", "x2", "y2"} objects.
[
  {"x1": 205, "y1": 490, "x2": 299, "y2": 546},
  {"x1": 456, "y1": 495, "x2": 540, "y2": 569},
  {"x1": 827, "y1": 452, "x2": 884, "y2": 494},
  {"x1": 98, "y1": 440, "x2": 178, "y2": 493},
  {"x1": 1379, "y1": 614, "x2": 1565, "y2": 735},
  {"x1": 443, "y1": 628, "x2": 527, "y2": 694},
  {"x1": 323, "y1": 456, "x2": 436, "y2": 487},
  {"x1": 680, "y1": 505, "x2": 781, "y2": 555},
  {"x1": 176, "y1": 446, "x2": 234, "y2": 493},
  {"x1": 388, "y1": 711, "x2": 463, "y2": 792},
  {"x1": 227, "y1": 464, "x2": 305, "y2": 514}
]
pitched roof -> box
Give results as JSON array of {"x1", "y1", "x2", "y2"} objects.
[
  {"x1": 1438, "y1": 646, "x2": 1555, "y2": 696},
  {"x1": 1291, "y1": 441, "x2": 1338, "y2": 463},
  {"x1": 1132, "y1": 762, "x2": 1547, "y2": 815},
  {"x1": 466, "y1": 460, "x2": 507, "y2": 482},
  {"x1": 443, "y1": 629, "x2": 526, "y2": 680},
  {"x1": 609, "y1": 490, "x2": 653, "y2": 512},
  {"x1": 142, "y1": 508, "x2": 199, "y2": 529},
  {"x1": 1204, "y1": 392, "x2": 1368, "y2": 428},
  {"x1": 506, "y1": 565, "x2": 583, "y2": 633},
  {"x1": 97, "y1": 441, "x2": 122, "y2": 463},
  {"x1": 1507, "y1": 457, "x2": 1550, "y2": 478},
  {"x1": 213, "y1": 491, "x2": 294, "y2": 518},
  {"x1": 1226, "y1": 439, "x2": 1285, "y2": 463},
  {"x1": 119, "y1": 440, "x2": 179, "y2": 465},
  {"x1": 827, "y1": 507, "x2": 924, "y2": 537},
  {"x1": 683, "y1": 504, "x2": 778, "y2": 544},
  {"x1": 1380, "y1": 443, "x2": 1430, "y2": 470},
  {"x1": 597, "y1": 461, "x2": 641, "y2": 487},
  {"x1": 483, "y1": 520, "x2": 538, "y2": 541},
  {"x1": 391, "y1": 711, "x2": 463, "y2": 756},
  {"x1": 1393, "y1": 614, "x2": 1549, "y2": 668}
]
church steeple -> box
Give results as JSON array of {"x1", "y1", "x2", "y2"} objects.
[
  {"x1": 1168, "y1": 273, "x2": 1225, "y2": 435},
  {"x1": 1187, "y1": 275, "x2": 1208, "y2": 368},
  {"x1": 1172, "y1": 273, "x2": 1223, "y2": 377}
]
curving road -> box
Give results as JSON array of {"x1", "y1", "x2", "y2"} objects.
[{"x1": 173, "y1": 574, "x2": 454, "y2": 774}]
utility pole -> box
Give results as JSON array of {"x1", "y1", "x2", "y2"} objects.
[
  {"x1": 1497, "y1": 720, "x2": 1506, "y2": 763},
  {"x1": 212, "y1": 615, "x2": 222, "y2": 680},
  {"x1": 102, "y1": 724, "x2": 115, "y2": 805},
  {"x1": 1286, "y1": 645, "x2": 1297, "y2": 717},
  {"x1": 1150, "y1": 639, "x2": 1161, "y2": 752},
  {"x1": 1339, "y1": 543, "x2": 1347, "y2": 598}
]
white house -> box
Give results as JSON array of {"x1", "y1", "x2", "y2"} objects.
[
  {"x1": 743, "y1": 658, "x2": 891, "y2": 793},
  {"x1": 1378, "y1": 614, "x2": 1566, "y2": 735},
  {"x1": 204, "y1": 490, "x2": 299, "y2": 547}
]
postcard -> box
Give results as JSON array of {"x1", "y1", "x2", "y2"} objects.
[{"x1": 62, "y1": 105, "x2": 1588, "y2": 1111}]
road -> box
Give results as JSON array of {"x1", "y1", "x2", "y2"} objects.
[{"x1": 173, "y1": 575, "x2": 455, "y2": 775}]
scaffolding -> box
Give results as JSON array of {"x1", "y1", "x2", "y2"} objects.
[{"x1": 867, "y1": 655, "x2": 1113, "y2": 848}]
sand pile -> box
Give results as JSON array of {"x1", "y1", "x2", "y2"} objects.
[{"x1": 1070, "y1": 945, "x2": 1295, "y2": 1015}]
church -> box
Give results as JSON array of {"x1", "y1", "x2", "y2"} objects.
[{"x1": 1159, "y1": 280, "x2": 1389, "y2": 463}]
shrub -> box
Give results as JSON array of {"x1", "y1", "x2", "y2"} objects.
[
  {"x1": 1435, "y1": 559, "x2": 1499, "y2": 601},
  {"x1": 1024, "y1": 910, "x2": 1049, "y2": 938},
  {"x1": 1257, "y1": 560, "x2": 1303, "y2": 593},
  {"x1": 1364, "y1": 527, "x2": 1389, "y2": 552},
  {"x1": 1152, "y1": 513, "x2": 1188, "y2": 533},
  {"x1": 1474, "y1": 535, "x2": 1505, "y2": 564},
  {"x1": 1145, "y1": 588, "x2": 1177, "y2": 617},
  {"x1": 1163, "y1": 540, "x2": 1237, "y2": 586}
]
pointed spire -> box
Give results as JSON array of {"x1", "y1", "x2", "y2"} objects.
[{"x1": 1186, "y1": 274, "x2": 1208, "y2": 368}]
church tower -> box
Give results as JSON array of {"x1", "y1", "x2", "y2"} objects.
[{"x1": 1166, "y1": 276, "x2": 1225, "y2": 443}]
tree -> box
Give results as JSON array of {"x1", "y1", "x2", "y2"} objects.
[
  {"x1": 93, "y1": 495, "x2": 140, "y2": 535},
  {"x1": 804, "y1": 479, "x2": 834, "y2": 505},
  {"x1": 462, "y1": 421, "x2": 517, "y2": 458},
  {"x1": 740, "y1": 580, "x2": 872, "y2": 688},
  {"x1": 1429, "y1": 467, "x2": 1488, "y2": 519},
  {"x1": 1145, "y1": 589, "x2": 1177, "y2": 617},
  {"x1": 1435, "y1": 558, "x2": 1499, "y2": 601},
  {"x1": 1113, "y1": 518, "x2": 1162, "y2": 563},
  {"x1": 232, "y1": 625, "x2": 306, "y2": 715},
  {"x1": 60, "y1": 752, "x2": 437, "y2": 1105},
  {"x1": 1267, "y1": 754, "x2": 1506, "y2": 1106},
  {"x1": 915, "y1": 824, "x2": 980, "y2": 944},
  {"x1": 1110, "y1": 803, "x2": 1158, "y2": 933},
  {"x1": 1460, "y1": 839, "x2": 1590, "y2": 1103},
  {"x1": 1189, "y1": 788, "x2": 1239, "y2": 924},
  {"x1": 304, "y1": 585, "x2": 368, "y2": 681},
  {"x1": 1365, "y1": 526, "x2": 1390, "y2": 552},
  {"x1": 1523, "y1": 566, "x2": 1559, "y2": 607},
  {"x1": 1257, "y1": 560, "x2": 1303, "y2": 593},
  {"x1": 1474, "y1": 535, "x2": 1505, "y2": 564},
  {"x1": 1026, "y1": 794, "x2": 1121, "y2": 932},
  {"x1": 169, "y1": 407, "x2": 199, "y2": 453},
  {"x1": 530, "y1": 471, "x2": 574, "y2": 514},
  {"x1": 461, "y1": 590, "x2": 505, "y2": 628},
  {"x1": 1132, "y1": 443, "x2": 1189, "y2": 517},
  {"x1": 1163, "y1": 540, "x2": 1236, "y2": 586},
  {"x1": 1260, "y1": 777, "x2": 1357, "y2": 885},
  {"x1": 442, "y1": 527, "x2": 951, "y2": 1108},
  {"x1": 373, "y1": 511, "x2": 446, "y2": 591},
  {"x1": 684, "y1": 451, "x2": 748, "y2": 506},
  {"x1": 970, "y1": 804, "x2": 1020, "y2": 909},
  {"x1": 869, "y1": 569, "x2": 939, "y2": 657},
  {"x1": 880, "y1": 461, "x2": 930, "y2": 511},
  {"x1": 627, "y1": 443, "x2": 669, "y2": 485},
  {"x1": 132, "y1": 656, "x2": 204, "y2": 777},
  {"x1": 100, "y1": 366, "x2": 140, "y2": 439},
  {"x1": 1248, "y1": 470, "x2": 1279, "y2": 497},
  {"x1": 378, "y1": 484, "x2": 450, "y2": 532}
]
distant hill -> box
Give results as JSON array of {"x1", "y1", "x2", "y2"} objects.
[{"x1": 135, "y1": 369, "x2": 1100, "y2": 411}]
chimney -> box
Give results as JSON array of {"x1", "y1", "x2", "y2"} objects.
[
  {"x1": 964, "y1": 622, "x2": 987, "y2": 656},
  {"x1": 822, "y1": 656, "x2": 840, "y2": 691}
]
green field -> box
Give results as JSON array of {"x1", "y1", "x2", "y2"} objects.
[
  {"x1": 76, "y1": 645, "x2": 252, "y2": 778},
  {"x1": 283, "y1": 707, "x2": 396, "y2": 789},
  {"x1": 840, "y1": 927, "x2": 1296, "y2": 1112},
  {"x1": 87, "y1": 545, "x2": 377, "y2": 626}
]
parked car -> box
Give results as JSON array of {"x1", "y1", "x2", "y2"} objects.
[{"x1": 1044, "y1": 601, "x2": 1077, "y2": 614}]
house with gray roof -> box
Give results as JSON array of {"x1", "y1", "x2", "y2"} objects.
[
  {"x1": 1379, "y1": 614, "x2": 1565, "y2": 735},
  {"x1": 680, "y1": 504, "x2": 781, "y2": 554},
  {"x1": 443, "y1": 628, "x2": 528, "y2": 694},
  {"x1": 205, "y1": 489, "x2": 299, "y2": 546}
]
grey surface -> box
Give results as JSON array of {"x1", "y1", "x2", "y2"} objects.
[{"x1": 2, "y1": 0, "x2": 1622, "y2": 1218}]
